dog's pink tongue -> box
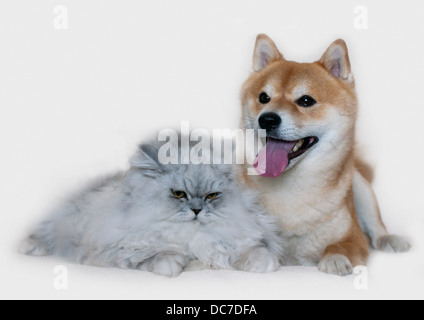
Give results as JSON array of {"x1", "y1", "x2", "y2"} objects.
[{"x1": 254, "y1": 138, "x2": 296, "y2": 178}]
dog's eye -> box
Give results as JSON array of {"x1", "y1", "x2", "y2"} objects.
[
  {"x1": 172, "y1": 190, "x2": 187, "y2": 199},
  {"x1": 259, "y1": 92, "x2": 271, "y2": 104},
  {"x1": 296, "y1": 95, "x2": 317, "y2": 107}
]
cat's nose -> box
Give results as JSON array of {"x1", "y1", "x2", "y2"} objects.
[{"x1": 192, "y1": 209, "x2": 201, "y2": 215}]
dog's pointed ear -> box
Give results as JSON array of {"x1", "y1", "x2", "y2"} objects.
[
  {"x1": 253, "y1": 34, "x2": 284, "y2": 72},
  {"x1": 130, "y1": 144, "x2": 163, "y2": 177},
  {"x1": 319, "y1": 39, "x2": 354, "y2": 83}
]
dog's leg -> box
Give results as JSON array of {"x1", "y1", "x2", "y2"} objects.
[
  {"x1": 318, "y1": 225, "x2": 369, "y2": 276},
  {"x1": 318, "y1": 202, "x2": 369, "y2": 277},
  {"x1": 353, "y1": 170, "x2": 411, "y2": 252}
]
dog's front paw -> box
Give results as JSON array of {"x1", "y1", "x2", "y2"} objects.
[
  {"x1": 377, "y1": 235, "x2": 411, "y2": 253},
  {"x1": 147, "y1": 253, "x2": 190, "y2": 278},
  {"x1": 318, "y1": 254, "x2": 353, "y2": 276},
  {"x1": 236, "y1": 247, "x2": 281, "y2": 273}
]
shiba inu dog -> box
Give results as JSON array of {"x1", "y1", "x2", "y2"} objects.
[{"x1": 239, "y1": 34, "x2": 410, "y2": 276}]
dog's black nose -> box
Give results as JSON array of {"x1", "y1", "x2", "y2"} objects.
[
  {"x1": 192, "y1": 209, "x2": 201, "y2": 215},
  {"x1": 258, "y1": 112, "x2": 282, "y2": 131}
]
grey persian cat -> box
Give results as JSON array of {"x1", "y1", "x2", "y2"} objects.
[{"x1": 20, "y1": 134, "x2": 284, "y2": 277}]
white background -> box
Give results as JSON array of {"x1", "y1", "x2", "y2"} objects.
[{"x1": 0, "y1": 0, "x2": 423, "y2": 300}]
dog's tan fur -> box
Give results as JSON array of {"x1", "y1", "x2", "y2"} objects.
[{"x1": 239, "y1": 35, "x2": 410, "y2": 275}]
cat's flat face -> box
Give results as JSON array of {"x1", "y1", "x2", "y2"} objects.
[
  {"x1": 129, "y1": 135, "x2": 246, "y2": 225},
  {"x1": 158, "y1": 164, "x2": 237, "y2": 225}
]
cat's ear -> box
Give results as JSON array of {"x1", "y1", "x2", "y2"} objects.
[{"x1": 130, "y1": 144, "x2": 163, "y2": 177}]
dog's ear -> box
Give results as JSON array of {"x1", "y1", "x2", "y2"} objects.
[
  {"x1": 253, "y1": 34, "x2": 284, "y2": 72},
  {"x1": 319, "y1": 39, "x2": 353, "y2": 83},
  {"x1": 130, "y1": 144, "x2": 163, "y2": 177}
]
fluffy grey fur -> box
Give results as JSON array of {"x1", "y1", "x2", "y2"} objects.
[{"x1": 21, "y1": 134, "x2": 284, "y2": 277}]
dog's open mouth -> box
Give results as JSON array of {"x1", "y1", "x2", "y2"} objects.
[
  {"x1": 286, "y1": 137, "x2": 319, "y2": 160},
  {"x1": 254, "y1": 136, "x2": 319, "y2": 178}
]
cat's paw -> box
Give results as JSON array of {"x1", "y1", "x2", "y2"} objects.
[
  {"x1": 377, "y1": 235, "x2": 411, "y2": 253},
  {"x1": 184, "y1": 260, "x2": 211, "y2": 272},
  {"x1": 236, "y1": 247, "x2": 281, "y2": 273},
  {"x1": 19, "y1": 237, "x2": 48, "y2": 256},
  {"x1": 318, "y1": 254, "x2": 353, "y2": 276},
  {"x1": 147, "y1": 253, "x2": 190, "y2": 278}
]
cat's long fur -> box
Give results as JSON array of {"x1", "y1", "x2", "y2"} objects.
[{"x1": 21, "y1": 134, "x2": 284, "y2": 277}]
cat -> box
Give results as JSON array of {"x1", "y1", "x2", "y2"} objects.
[{"x1": 20, "y1": 133, "x2": 284, "y2": 277}]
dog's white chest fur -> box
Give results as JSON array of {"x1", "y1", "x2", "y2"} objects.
[
  {"x1": 281, "y1": 209, "x2": 352, "y2": 265},
  {"x1": 254, "y1": 170, "x2": 352, "y2": 266}
]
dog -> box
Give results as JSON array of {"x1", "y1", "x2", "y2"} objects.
[{"x1": 238, "y1": 34, "x2": 410, "y2": 276}]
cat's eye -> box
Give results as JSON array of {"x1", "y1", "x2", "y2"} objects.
[
  {"x1": 296, "y1": 95, "x2": 317, "y2": 107},
  {"x1": 259, "y1": 92, "x2": 271, "y2": 104},
  {"x1": 206, "y1": 193, "x2": 219, "y2": 200},
  {"x1": 172, "y1": 190, "x2": 187, "y2": 199}
]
